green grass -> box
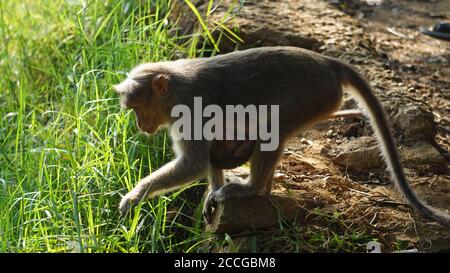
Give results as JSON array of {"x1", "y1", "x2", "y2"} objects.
[
  {"x1": 0, "y1": 0, "x2": 234, "y2": 253},
  {"x1": 0, "y1": 0, "x2": 384, "y2": 253}
]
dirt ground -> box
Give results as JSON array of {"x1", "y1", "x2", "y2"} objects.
[{"x1": 179, "y1": 0, "x2": 450, "y2": 252}]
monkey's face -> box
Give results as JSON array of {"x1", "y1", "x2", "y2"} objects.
[
  {"x1": 131, "y1": 103, "x2": 164, "y2": 134},
  {"x1": 114, "y1": 73, "x2": 170, "y2": 134},
  {"x1": 126, "y1": 89, "x2": 168, "y2": 134}
]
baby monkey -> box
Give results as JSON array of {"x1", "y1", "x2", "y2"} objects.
[{"x1": 114, "y1": 46, "x2": 450, "y2": 227}]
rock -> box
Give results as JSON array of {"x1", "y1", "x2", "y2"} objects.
[
  {"x1": 340, "y1": 97, "x2": 436, "y2": 143},
  {"x1": 380, "y1": 96, "x2": 436, "y2": 142},
  {"x1": 207, "y1": 192, "x2": 321, "y2": 234},
  {"x1": 205, "y1": 0, "x2": 323, "y2": 52},
  {"x1": 228, "y1": 26, "x2": 322, "y2": 51},
  {"x1": 172, "y1": 0, "x2": 323, "y2": 53},
  {"x1": 331, "y1": 137, "x2": 446, "y2": 171},
  {"x1": 341, "y1": 122, "x2": 364, "y2": 138},
  {"x1": 224, "y1": 166, "x2": 250, "y2": 180},
  {"x1": 332, "y1": 136, "x2": 384, "y2": 170},
  {"x1": 400, "y1": 142, "x2": 446, "y2": 170}
]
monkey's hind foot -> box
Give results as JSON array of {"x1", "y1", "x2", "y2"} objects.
[
  {"x1": 203, "y1": 182, "x2": 257, "y2": 224},
  {"x1": 224, "y1": 174, "x2": 246, "y2": 184},
  {"x1": 203, "y1": 191, "x2": 217, "y2": 224}
]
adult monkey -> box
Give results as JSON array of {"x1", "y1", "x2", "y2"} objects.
[{"x1": 114, "y1": 46, "x2": 450, "y2": 227}]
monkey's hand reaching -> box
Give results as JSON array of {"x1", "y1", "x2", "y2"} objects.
[{"x1": 119, "y1": 185, "x2": 146, "y2": 216}]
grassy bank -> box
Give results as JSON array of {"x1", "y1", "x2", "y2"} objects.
[{"x1": 0, "y1": 0, "x2": 229, "y2": 252}]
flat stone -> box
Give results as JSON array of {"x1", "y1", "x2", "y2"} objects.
[
  {"x1": 207, "y1": 192, "x2": 322, "y2": 234},
  {"x1": 380, "y1": 96, "x2": 436, "y2": 142},
  {"x1": 400, "y1": 142, "x2": 446, "y2": 169},
  {"x1": 331, "y1": 138, "x2": 445, "y2": 171},
  {"x1": 332, "y1": 136, "x2": 384, "y2": 170}
]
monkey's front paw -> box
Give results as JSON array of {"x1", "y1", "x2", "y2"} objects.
[{"x1": 119, "y1": 188, "x2": 144, "y2": 217}]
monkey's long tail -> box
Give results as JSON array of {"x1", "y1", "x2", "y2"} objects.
[{"x1": 337, "y1": 61, "x2": 450, "y2": 228}]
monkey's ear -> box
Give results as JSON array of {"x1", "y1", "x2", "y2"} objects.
[{"x1": 152, "y1": 74, "x2": 170, "y2": 96}]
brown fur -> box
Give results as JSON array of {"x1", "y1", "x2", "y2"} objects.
[{"x1": 115, "y1": 46, "x2": 449, "y2": 227}]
